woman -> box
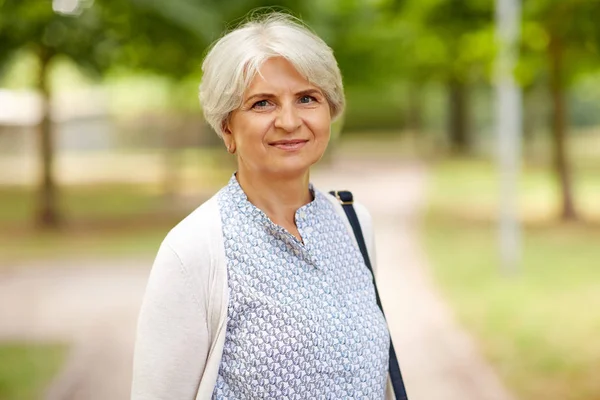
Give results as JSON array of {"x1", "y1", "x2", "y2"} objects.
[{"x1": 131, "y1": 13, "x2": 394, "y2": 399}]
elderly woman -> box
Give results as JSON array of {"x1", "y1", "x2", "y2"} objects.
[{"x1": 131, "y1": 13, "x2": 404, "y2": 400}]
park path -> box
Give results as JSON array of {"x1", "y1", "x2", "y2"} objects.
[
  {"x1": 0, "y1": 159, "x2": 516, "y2": 400},
  {"x1": 312, "y1": 160, "x2": 516, "y2": 400}
]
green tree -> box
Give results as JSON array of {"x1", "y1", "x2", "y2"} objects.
[
  {"x1": 422, "y1": 0, "x2": 494, "y2": 154},
  {"x1": 376, "y1": 0, "x2": 494, "y2": 152},
  {"x1": 0, "y1": 0, "x2": 110, "y2": 228},
  {"x1": 521, "y1": 0, "x2": 600, "y2": 220},
  {"x1": 0, "y1": 0, "x2": 222, "y2": 228}
]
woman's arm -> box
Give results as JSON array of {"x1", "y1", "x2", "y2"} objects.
[{"x1": 131, "y1": 241, "x2": 210, "y2": 400}]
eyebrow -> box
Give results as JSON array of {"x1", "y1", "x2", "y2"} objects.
[{"x1": 244, "y1": 89, "x2": 323, "y2": 103}]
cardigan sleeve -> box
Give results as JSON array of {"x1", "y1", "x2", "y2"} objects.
[{"x1": 131, "y1": 241, "x2": 210, "y2": 400}]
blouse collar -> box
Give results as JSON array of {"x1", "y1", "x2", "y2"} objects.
[{"x1": 224, "y1": 173, "x2": 323, "y2": 229}]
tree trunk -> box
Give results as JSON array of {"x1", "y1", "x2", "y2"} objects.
[
  {"x1": 406, "y1": 82, "x2": 425, "y2": 156},
  {"x1": 448, "y1": 78, "x2": 470, "y2": 154},
  {"x1": 35, "y1": 47, "x2": 60, "y2": 228},
  {"x1": 407, "y1": 82, "x2": 423, "y2": 134},
  {"x1": 522, "y1": 85, "x2": 536, "y2": 160},
  {"x1": 548, "y1": 36, "x2": 577, "y2": 220}
]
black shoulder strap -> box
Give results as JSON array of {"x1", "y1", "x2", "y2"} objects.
[{"x1": 329, "y1": 190, "x2": 409, "y2": 400}]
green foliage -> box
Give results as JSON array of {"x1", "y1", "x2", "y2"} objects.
[
  {"x1": 570, "y1": 72, "x2": 600, "y2": 127},
  {"x1": 1, "y1": 0, "x2": 599, "y2": 131},
  {"x1": 1, "y1": 0, "x2": 109, "y2": 75},
  {"x1": 422, "y1": 0, "x2": 494, "y2": 80},
  {"x1": 424, "y1": 158, "x2": 600, "y2": 400},
  {"x1": 343, "y1": 84, "x2": 406, "y2": 131},
  {"x1": 0, "y1": 0, "x2": 225, "y2": 80},
  {"x1": 0, "y1": 343, "x2": 67, "y2": 400},
  {"x1": 371, "y1": 0, "x2": 495, "y2": 85},
  {"x1": 519, "y1": 0, "x2": 600, "y2": 87}
]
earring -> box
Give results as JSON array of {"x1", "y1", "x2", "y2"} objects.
[{"x1": 227, "y1": 144, "x2": 235, "y2": 154}]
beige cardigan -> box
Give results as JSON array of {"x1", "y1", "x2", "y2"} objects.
[{"x1": 131, "y1": 189, "x2": 394, "y2": 399}]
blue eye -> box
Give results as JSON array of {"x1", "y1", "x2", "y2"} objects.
[
  {"x1": 252, "y1": 100, "x2": 270, "y2": 109},
  {"x1": 299, "y1": 96, "x2": 316, "y2": 104}
]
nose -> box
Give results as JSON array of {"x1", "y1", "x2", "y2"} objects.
[{"x1": 274, "y1": 103, "x2": 301, "y2": 132}]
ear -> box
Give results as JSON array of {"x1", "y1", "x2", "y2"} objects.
[
  {"x1": 221, "y1": 120, "x2": 236, "y2": 154},
  {"x1": 222, "y1": 120, "x2": 232, "y2": 139},
  {"x1": 222, "y1": 119, "x2": 232, "y2": 136}
]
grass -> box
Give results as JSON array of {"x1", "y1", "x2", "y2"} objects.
[
  {"x1": 423, "y1": 158, "x2": 600, "y2": 400},
  {"x1": 427, "y1": 157, "x2": 600, "y2": 222},
  {"x1": 0, "y1": 183, "x2": 188, "y2": 264},
  {"x1": 0, "y1": 343, "x2": 67, "y2": 400},
  {"x1": 0, "y1": 186, "x2": 220, "y2": 265},
  {"x1": 0, "y1": 149, "x2": 233, "y2": 264},
  {"x1": 0, "y1": 184, "x2": 164, "y2": 225},
  {"x1": 0, "y1": 221, "x2": 176, "y2": 264}
]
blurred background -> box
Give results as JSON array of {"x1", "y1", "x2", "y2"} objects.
[{"x1": 1, "y1": 0, "x2": 599, "y2": 399}]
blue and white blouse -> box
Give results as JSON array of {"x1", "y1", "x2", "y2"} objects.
[{"x1": 213, "y1": 174, "x2": 389, "y2": 399}]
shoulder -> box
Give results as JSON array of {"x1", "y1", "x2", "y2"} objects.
[
  {"x1": 164, "y1": 192, "x2": 221, "y2": 255},
  {"x1": 317, "y1": 188, "x2": 378, "y2": 271},
  {"x1": 319, "y1": 189, "x2": 374, "y2": 232},
  {"x1": 159, "y1": 192, "x2": 225, "y2": 288},
  {"x1": 352, "y1": 201, "x2": 373, "y2": 233},
  {"x1": 318, "y1": 189, "x2": 375, "y2": 250}
]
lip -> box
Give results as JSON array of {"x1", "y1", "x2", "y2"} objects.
[{"x1": 269, "y1": 139, "x2": 308, "y2": 151}]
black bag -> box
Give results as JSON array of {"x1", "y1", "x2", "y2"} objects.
[{"x1": 330, "y1": 190, "x2": 409, "y2": 400}]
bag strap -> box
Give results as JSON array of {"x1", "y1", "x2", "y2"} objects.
[{"x1": 329, "y1": 190, "x2": 409, "y2": 400}]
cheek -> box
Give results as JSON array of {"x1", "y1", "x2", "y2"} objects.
[
  {"x1": 305, "y1": 110, "x2": 331, "y2": 140},
  {"x1": 235, "y1": 115, "x2": 273, "y2": 149}
]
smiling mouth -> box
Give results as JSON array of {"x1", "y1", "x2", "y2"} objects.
[{"x1": 270, "y1": 139, "x2": 308, "y2": 151}]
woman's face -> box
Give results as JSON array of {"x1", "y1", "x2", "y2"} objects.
[{"x1": 225, "y1": 57, "x2": 331, "y2": 179}]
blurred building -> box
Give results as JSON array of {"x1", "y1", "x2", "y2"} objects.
[{"x1": 0, "y1": 87, "x2": 114, "y2": 155}]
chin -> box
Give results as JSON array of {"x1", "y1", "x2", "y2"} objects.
[{"x1": 268, "y1": 157, "x2": 320, "y2": 178}]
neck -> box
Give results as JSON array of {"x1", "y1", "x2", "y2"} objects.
[{"x1": 236, "y1": 167, "x2": 312, "y2": 227}]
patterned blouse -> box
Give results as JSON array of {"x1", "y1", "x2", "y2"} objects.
[{"x1": 212, "y1": 174, "x2": 389, "y2": 399}]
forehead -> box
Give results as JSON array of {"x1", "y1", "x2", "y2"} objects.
[{"x1": 245, "y1": 57, "x2": 317, "y2": 95}]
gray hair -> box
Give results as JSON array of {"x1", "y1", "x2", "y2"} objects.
[{"x1": 199, "y1": 12, "x2": 345, "y2": 138}]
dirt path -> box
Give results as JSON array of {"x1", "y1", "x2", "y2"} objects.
[
  {"x1": 0, "y1": 260, "x2": 149, "y2": 399},
  {"x1": 0, "y1": 161, "x2": 516, "y2": 400},
  {"x1": 313, "y1": 160, "x2": 516, "y2": 400}
]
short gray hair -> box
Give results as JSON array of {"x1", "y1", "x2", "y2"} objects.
[{"x1": 199, "y1": 12, "x2": 345, "y2": 138}]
